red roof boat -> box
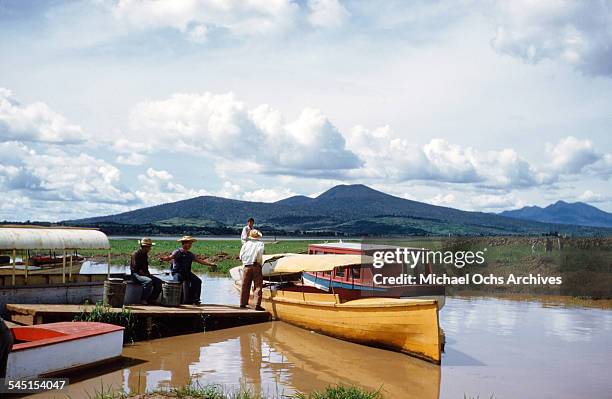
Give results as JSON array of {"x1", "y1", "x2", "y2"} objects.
[{"x1": 7, "y1": 322, "x2": 124, "y2": 380}]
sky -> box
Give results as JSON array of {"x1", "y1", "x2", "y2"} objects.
[{"x1": 0, "y1": 0, "x2": 611, "y2": 221}]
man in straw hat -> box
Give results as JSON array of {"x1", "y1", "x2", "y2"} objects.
[
  {"x1": 160, "y1": 236, "x2": 217, "y2": 305},
  {"x1": 131, "y1": 237, "x2": 162, "y2": 305},
  {"x1": 239, "y1": 229, "x2": 265, "y2": 310}
]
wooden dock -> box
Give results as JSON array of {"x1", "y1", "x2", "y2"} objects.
[{"x1": 6, "y1": 303, "x2": 270, "y2": 337}]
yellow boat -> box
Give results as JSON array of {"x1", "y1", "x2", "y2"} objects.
[{"x1": 231, "y1": 253, "x2": 442, "y2": 364}]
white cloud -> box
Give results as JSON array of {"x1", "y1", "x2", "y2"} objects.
[
  {"x1": 490, "y1": 0, "x2": 612, "y2": 76},
  {"x1": 116, "y1": 152, "x2": 146, "y2": 166},
  {"x1": 0, "y1": 88, "x2": 84, "y2": 143},
  {"x1": 545, "y1": 136, "x2": 601, "y2": 174},
  {"x1": 127, "y1": 92, "x2": 361, "y2": 176},
  {"x1": 242, "y1": 187, "x2": 297, "y2": 202},
  {"x1": 345, "y1": 126, "x2": 546, "y2": 189},
  {"x1": 0, "y1": 142, "x2": 135, "y2": 205},
  {"x1": 428, "y1": 193, "x2": 456, "y2": 207},
  {"x1": 469, "y1": 193, "x2": 525, "y2": 211},
  {"x1": 112, "y1": 0, "x2": 300, "y2": 39},
  {"x1": 135, "y1": 167, "x2": 210, "y2": 206},
  {"x1": 307, "y1": 0, "x2": 350, "y2": 28},
  {"x1": 578, "y1": 190, "x2": 609, "y2": 204}
]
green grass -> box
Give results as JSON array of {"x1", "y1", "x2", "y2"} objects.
[
  {"x1": 292, "y1": 385, "x2": 382, "y2": 399},
  {"x1": 93, "y1": 239, "x2": 322, "y2": 274},
  {"x1": 73, "y1": 302, "x2": 137, "y2": 343},
  {"x1": 84, "y1": 382, "x2": 381, "y2": 399}
]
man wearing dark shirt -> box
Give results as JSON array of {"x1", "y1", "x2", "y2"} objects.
[
  {"x1": 160, "y1": 236, "x2": 217, "y2": 305},
  {"x1": 131, "y1": 237, "x2": 162, "y2": 305}
]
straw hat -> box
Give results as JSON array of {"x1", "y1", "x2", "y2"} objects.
[
  {"x1": 248, "y1": 229, "x2": 262, "y2": 239},
  {"x1": 139, "y1": 237, "x2": 156, "y2": 247},
  {"x1": 177, "y1": 235, "x2": 198, "y2": 242}
]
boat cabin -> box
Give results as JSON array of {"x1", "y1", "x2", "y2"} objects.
[
  {"x1": 305, "y1": 242, "x2": 445, "y2": 302},
  {"x1": 0, "y1": 226, "x2": 111, "y2": 286}
]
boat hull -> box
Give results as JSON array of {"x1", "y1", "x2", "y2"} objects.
[
  {"x1": 0, "y1": 262, "x2": 82, "y2": 276},
  {"x1": 261, "y1": 288, "x2": 441, "y2": 364},
  {"x1": 302, "y1": 271, "x2": 446, "y2": 309},
  {"x1": 7, "y1": 322, "x2": 124, "y2": 380}
]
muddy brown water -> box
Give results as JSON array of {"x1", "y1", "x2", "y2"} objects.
[{"x1": 27, "y1": 275, "x2": 612, "y2": 399}]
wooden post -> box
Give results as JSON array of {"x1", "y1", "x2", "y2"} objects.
[
  {"x1": 62, "y1": 250, "x2": 66, "y2": 284},
  {"x1": 11, "y1": 249, "x2": 16, "y2": 286},
  {"x1": 69, "y1": 253, "x2": 73, "y2": 282},
  {"x1": 24, "y1": 250, "x2": 28, "y2": 283},
  {"x1": 107, "y1": 251, "x2": 111, "y2": 279}
]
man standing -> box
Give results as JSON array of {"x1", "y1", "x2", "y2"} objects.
[
  {"x1": 130, "y1": 237, "x2": 163, "y2": 305},
  {"x1": 239, "y1": 229, "x2": 265, "y2": 310},
  {"x1": 241, "y1": 217, "x2": 255, "y2": 244},
  {"x1": 0, "y1": 317, "x2": 13, "y2": 379},
  {"x1": 160, "y1": 236, "x2": 217, "y2": 305}
]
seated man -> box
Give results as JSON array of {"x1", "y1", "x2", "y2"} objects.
[
  {"x1": 239, "y1": 229, "x2": 265, "y2": 310},
  {"x1": 160, "y1": 236, "x2": 217, "y2": 305},
  {"x1": 130, "y1": 237, "x2": 162, "y2": 305}
]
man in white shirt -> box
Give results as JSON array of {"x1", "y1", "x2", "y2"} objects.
[
  {"x1": 240, "y1": 217, "x2": 255, "y2": 244},
  {"x1": 239, "y1": 229, "x2": 265, "y2": 310}
]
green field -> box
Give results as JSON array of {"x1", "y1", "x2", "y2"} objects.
[
  {"x1": 85, "y1": 237, "x2": 611, "y2": 298},
  {"x1": 103, "y1": 239, "x2": 323, "y2": 273}
]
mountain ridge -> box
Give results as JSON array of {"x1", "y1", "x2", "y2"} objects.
[
  {"x1": 69, "y1": 184, "x2": 612, "y2": 236},
  {"x1": 499, "y1": 200, "x2": 612, "y2": 228}
]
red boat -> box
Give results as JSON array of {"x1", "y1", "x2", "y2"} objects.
[
  {"x1": 30, "y1": 254, "x2": 85, "y2": 266},
  {"x1": 304, "y1": 242, "x2": 446, "y2": 308},
  {"x1": 7, "y1": 322, "x2": 124, "y2": 380}
]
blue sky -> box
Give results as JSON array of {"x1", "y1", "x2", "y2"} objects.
[{"x1": 0, "y1": 0, "x2": 611, "y2": 221}]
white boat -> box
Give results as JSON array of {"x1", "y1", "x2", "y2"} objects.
[{"x1": 7, "y1": 322, "x2": 124, "y2": 380}]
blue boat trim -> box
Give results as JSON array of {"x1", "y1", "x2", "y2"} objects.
[{"x1": 302, "y1": 272, "x2": 387, "y2": 292}]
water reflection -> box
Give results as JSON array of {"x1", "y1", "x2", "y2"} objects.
[
  {"x1": 29, "y1": 322, "x2": 441, "y2": 399},
  {"x1": 25, "y1": 285, "x2": 612, "y2": 399}
]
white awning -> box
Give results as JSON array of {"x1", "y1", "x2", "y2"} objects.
[
  {"x1": 263, "y1": 253, "x2": 371, "y2": 274},
  {"x1": 0, "y1": 226, "x2": 110, "y2": 250}
]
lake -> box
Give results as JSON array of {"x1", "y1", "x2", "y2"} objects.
[{"x1": 27, "y1": 275, "x2": 612, "y2": 399}]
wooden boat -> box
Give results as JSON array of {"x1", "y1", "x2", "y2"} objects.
[
  {"x1": 0, "y1": 261, "x2": 83, "y2": 276},
  {"x1": 30, "y1": 254, "x2": 85, "y2": 266},
  {"x1": 7, "y1": 322, "x2": 124, "y2": 380},
  {"x1": 305, "y1": 242, "x2": 446, "y2": 308},
  {"x1": 231, "y1": 252, "x2": 442, "y2": 364}
]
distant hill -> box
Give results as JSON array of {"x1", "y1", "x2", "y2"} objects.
[
  {"x1": 499, "y1": 201, "x2": 612, "y2": 228},
  {"x1": 68, "y1": 184, "x2": 612, "y2": 236}
]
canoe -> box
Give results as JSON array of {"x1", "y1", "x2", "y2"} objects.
[
  {"x1": 7, "y1": 322, "x2": 124, "y2": 380},
  {"x1": 260, "y1": 288, "x2": 441, "y2": 364},
  {"x1": 232, "y1": 265, "x2": 441, "y2": 364}
]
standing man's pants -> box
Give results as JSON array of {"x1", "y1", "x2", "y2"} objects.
[
  {"x1": 131, "y1": 273, "x2": 163, "y2": 303},
  {"x1": 173, "y1": 272, "x2": 202, "y2": 305},
  {"x1": 0, "y1": 318, "x2": 13, "y2": 378},
  {"x1": 240, "y1": 263, "x2": 263, "y2": 307}
]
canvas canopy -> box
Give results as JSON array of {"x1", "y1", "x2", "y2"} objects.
[
  {"x1": 262, "y1": 253, "x2": 371, "y2": 274},
  {"x1": 0, "y1": 227, "x2": 110, "y2": 250}
]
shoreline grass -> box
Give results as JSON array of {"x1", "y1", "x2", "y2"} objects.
[{"x1": 84, "y1": 381, "x2": 383, "y2": 399}]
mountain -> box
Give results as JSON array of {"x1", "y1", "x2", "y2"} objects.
[
  {"x1": 68, "y1": 185, "x2": 612, "y2": 236},
  {"x1": 499, "y1": 201, "x2": 612, "y2": 228}
]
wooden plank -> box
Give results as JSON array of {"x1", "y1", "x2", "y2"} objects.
[{"x1": 6, "y1": 303, "x2": 267, "y2": 319}]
